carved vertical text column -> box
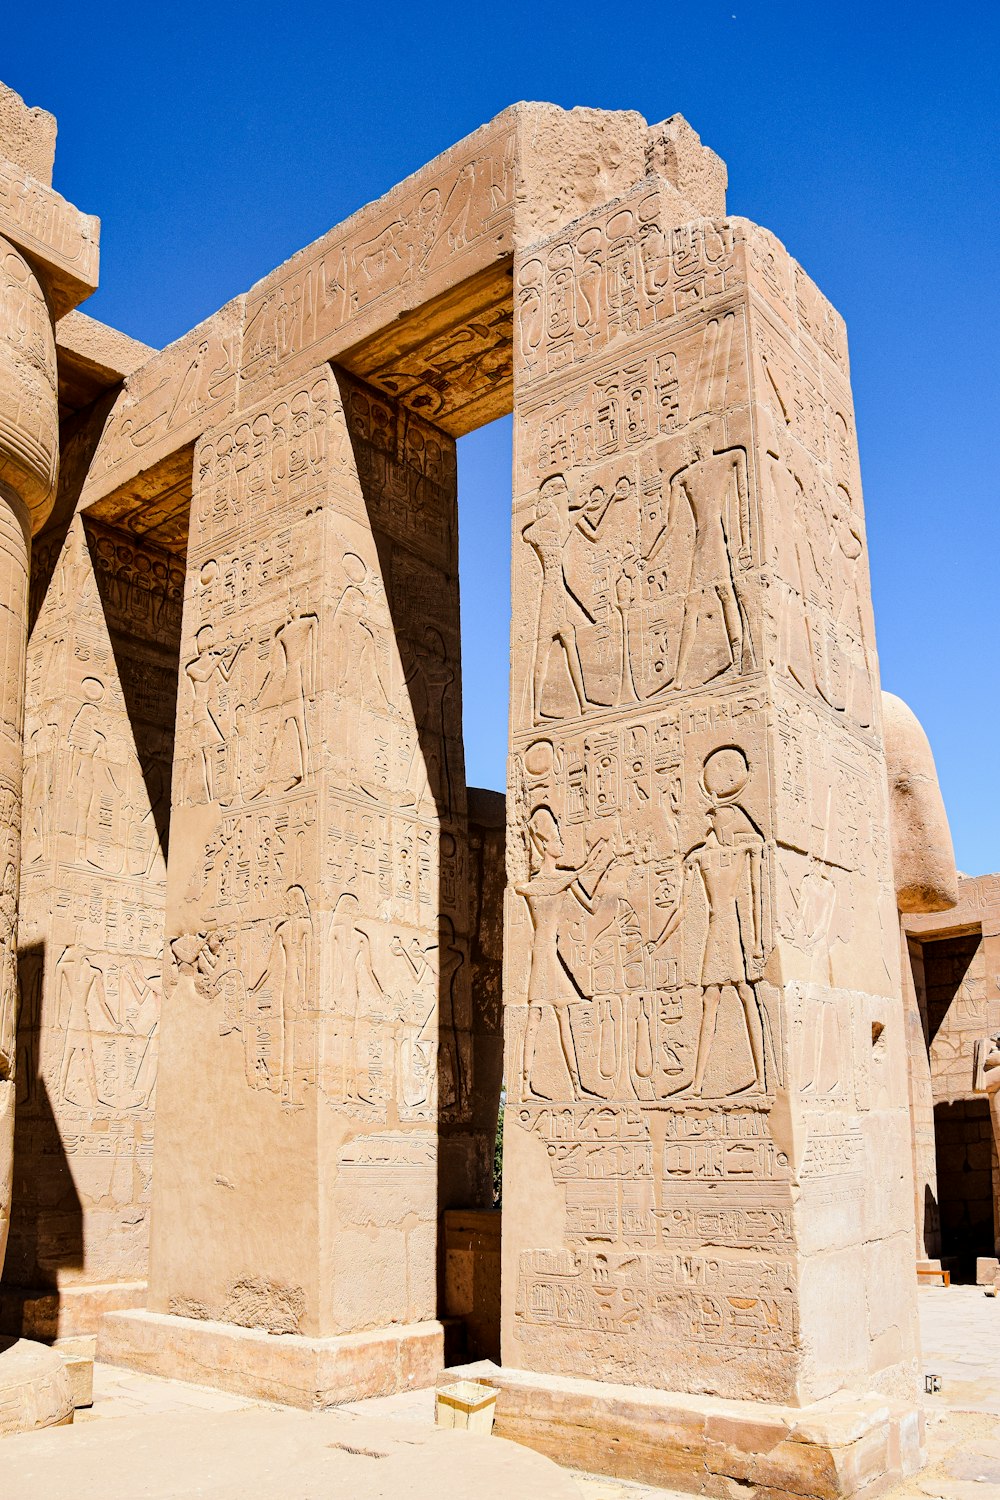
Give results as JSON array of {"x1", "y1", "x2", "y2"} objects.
[
  {"x1": 502, "y1": 190, "x2": 919, "y2": 1405},
  {"x1": 0, "y1": 236, "x2": 59, "y2": 1277}
]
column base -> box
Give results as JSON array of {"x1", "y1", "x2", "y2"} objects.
[
  {"x1": 0, "y1": 1338, "x2": 74, "y2": 1437},
  {"x1": 98, "y1": 1308, "x2": 444, "y2": 1408},
  {"x1": 441, "y1": 1363, "x2": 925, "y2": 1500},
  {"x1": 0, "y1": 1280, "x2": 147, "y2": 1339}
]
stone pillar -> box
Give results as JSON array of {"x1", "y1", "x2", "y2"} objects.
[
  {"x1": 0, "y1": 236, "x2": 75, "y2": 1431},
  {"x1": 490, "y1": 189, "x2": 922, "y2": 1494},
  {"x1": 0, "y1": 75, "x2": 99, "y2": 1434},
  {"x1": 100, "y1": 367, "x2": 470, "y2": 1405},
  {"x1": 2, "y1": 510, "x2": 181, "y2": 1339},
  {"x1": 0, "y1": 234, "x2": 60, "y2": 1278}
]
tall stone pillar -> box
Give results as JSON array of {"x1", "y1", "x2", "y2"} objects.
[
  {"x1": 0, "y1": 235, "x2": 46, "y2": 1266},
  {"x1": 491, "y1": 185, "x2": 922, "y2": 1494},
  {"x1": 0, "y1": 79, "x2": 99, "y2": 1433},
  {"x1": 0, "y1": 241, "x2": 73, "y2": 1436},
  {"x1": 100, "y1": 366, "x2": 470, "y2": 1404},
  {"x1": 0, "y1": 229, "x2": 58, "y2": 1228}
]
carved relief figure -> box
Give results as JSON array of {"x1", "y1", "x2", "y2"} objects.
[
  {"x1": 401, "y1": 625, "x2": 457, "y2": 813},
  {"x1": 654, "y1": 433, "x2": 753, "y2": 689},
  {"x1": 123, "y1": 970, "x2": 160, "y2": 1110},
  {"x1": 653, "y1": 748, "x2": 771, "y2": 1095},
  {"x1": 332, "y1": 553, "x2": 389, "y2": 709},
  {"x1": 764, "y1": 426, "x2": 813, "y2": 691},
  {"x1": 517, "y1": 805, "x2": 614, "y2": 1100},
  {"x1": 67, "y1": 677, "x2": 109, "y2": 840},
  {"x1": 258, "y1": 606, "x2": 317, "y2": 790},
  {"x1": 523, "y1": 473, "x2": 619, "y2": 723},
  {"x1": 327, "y1": 892, "x2": 385, "y2": 1105},
  {"x1": 56, "y1": 946, "x2": 117, "y2": 1107},
  {"x1": 823, "y1": 490, "x2": 873, "y2": 727},
  {"x1": 251, "y1": 885, "x2": 313, "y2": 1104},
  {"x1": 186, "y1": 624, "x2": 244, "y2": 802}
]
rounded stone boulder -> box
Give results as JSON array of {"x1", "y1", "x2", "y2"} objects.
[
  {"x1": 882, "y1": 690, "x2": 958, "y2": 914},
  {"x1": 0, "y1": 1338, "x2": 74, "y2": 1438}
]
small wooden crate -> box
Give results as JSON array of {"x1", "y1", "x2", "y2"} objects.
[{"x1": 435, "y1": 1379, "x2": 499, "y2": 1433}]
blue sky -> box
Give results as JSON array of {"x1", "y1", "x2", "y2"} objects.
[{"x1": 6, "y1": 1, "x2": 997, "y2": 871}]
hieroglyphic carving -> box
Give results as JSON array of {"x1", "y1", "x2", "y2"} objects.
[
  {"x1": 503, "y1": 182, "x2": 915, "y2": 1405},
  {"x1": 150, "y1": 365, "x2": 469, "y2": 1336},
  {"x1": 0, "y1": 234, "x2": 59, "y2": 1292},
  {"x1": 81, "y1": 300, "x2": 242, "y2": 503},
  {"x1": 0, "y1": 159, "x2": 99, "y2": 317},
  {"x1": 508, "y1": 699, "x2": 779, "y2": 1111},
  {"x1": 240, "y1": 118, "x2": 517, "y2": 398},
  {"x1": 9, "y1": 512, "x2": 179, "y2": 1296}
]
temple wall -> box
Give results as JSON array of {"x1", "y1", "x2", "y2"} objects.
[
  {"x1": 905, "y1": 873, "x2": 1000, "y2": 1269},
  {"x1": 3, "y1": 509, "x2": 180, "y2": 1328}
]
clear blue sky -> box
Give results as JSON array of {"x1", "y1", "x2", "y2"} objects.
[{"x1": 7, "y1": 2, "x2": 998, "y2": 872}]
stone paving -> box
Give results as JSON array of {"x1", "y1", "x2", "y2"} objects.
[{"x1": 4, "y1": 1288, "x2": 1000, "y2": 1498}]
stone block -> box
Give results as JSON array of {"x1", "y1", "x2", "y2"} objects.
[
  {"x1": 98, "y1": 1308, "x2": 444, "y2": 1409},
  {"x1": 0, "y1": 1338, "x2": 73, "y2": 1437},
  {"x1": 53, "y1": 1337, "x2": 94, "y2": 1408},
  {"x1": 440, "y1": 1362, "x2": 923, "y2": 1500},
  {"x1": 975, "y1": 1256, "x2": 999, "y2": 1285}
]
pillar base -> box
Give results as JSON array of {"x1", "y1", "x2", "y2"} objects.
[
  {"x1": 0, "y1": 1280, "x2": 147, "y2": 1340},
  {"x1": 0, "y1": 1338, "x2": 74, "y2": 1437},
  {"x1": 97, "y1": 1308, "x2": 444, "y2": 1408},
  {"x1": 441, "y1": 1363, "x2": 924, "y2": 1500}
]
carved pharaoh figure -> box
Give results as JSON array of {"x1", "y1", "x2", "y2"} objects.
[
  {"x1": 653, "y1": 747, "x2": 771, "y2": 1095},
  {"x1": 522, "y1": 473, "x2": 620, "y2": 723},
  {"x1": 659, "y1": 433, "x2": 753, "y2": 689},
  {"x1": 516, "y1": 804, "x2": 614, "y2": 1101}
]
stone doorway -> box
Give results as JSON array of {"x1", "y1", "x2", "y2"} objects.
[{"x1": 921, "y1": 930, "x2": 998, "y2": 1280}]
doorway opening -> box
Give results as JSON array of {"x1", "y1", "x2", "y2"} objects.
[{"x1": 918, "y1": 930, "x2": 998, "y2": 1281}]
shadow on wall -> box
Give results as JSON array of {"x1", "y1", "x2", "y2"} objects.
[
  {"x1": 1, "y1": 941, "x2": 84, "y2": 1327},
  {"x1": 83, "y1": 518, "x2": 181, "y2": 868},
  {"x1": 337, "y1": 368, "x2": 504, "y2": 1358}
]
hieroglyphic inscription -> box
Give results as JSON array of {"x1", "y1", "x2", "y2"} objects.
[
  {"x1": 504, "y1": 181, "x2": 910, "y2": 1403},
  {"x1": 241, "y1": 118, "x2": 516, "y2": 397},
  {"x1": 10, "y1": 513, "x2": 180, "y2": 1290},
  {"x1": 152, "y1": 364, "x2": 468, "y2": 1333}
]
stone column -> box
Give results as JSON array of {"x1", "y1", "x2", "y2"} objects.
[
  {"x1": 0, "y1": 77, "x2": 99, "y2": 1434},
  {"x1": 493, "y1": 186, "x2": 922, "y2": 1493},
  {"x1": 0, "y1": 235, "x2": 60, "y2": 1278},
  {"x1": 0, "y1": 234, "x2": 76, "y2": 1432},
  {"x1": 100, "y1": 366, "x2": 470, "y2": 1405}
]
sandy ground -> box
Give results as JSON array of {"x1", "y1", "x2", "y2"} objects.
[{"x1": 2, "y1": 1287, "x2": 999, "y2": 1499}]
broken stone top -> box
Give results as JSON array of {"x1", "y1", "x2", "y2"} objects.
[
  {"x1": 0, "y1": 82, "x2": 98, "y2": 317},
  {"x1": 0, "y1": 81, "x2": 56, "y2": 187}
]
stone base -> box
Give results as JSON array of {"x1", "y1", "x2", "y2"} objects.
[
  {"x1": 442, "y1": 1363, "x2": 925, "y2": 1500},
  {"x1": 0, "y1": 1280, "x2": 147, "y2": 1339},
  {"x1": 975, "y1": 1257, "x2": 1000, "y2": 1286},
  {"x1": 98, "y1": 1308, "x2": 444, "y2": 1408},
  {"x1": 0, "y1": 1338, "x2": 74, "y2": 1438},
  {"x1": 53, "y1": 1337, "x2": 95, "y2": 1408}
]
